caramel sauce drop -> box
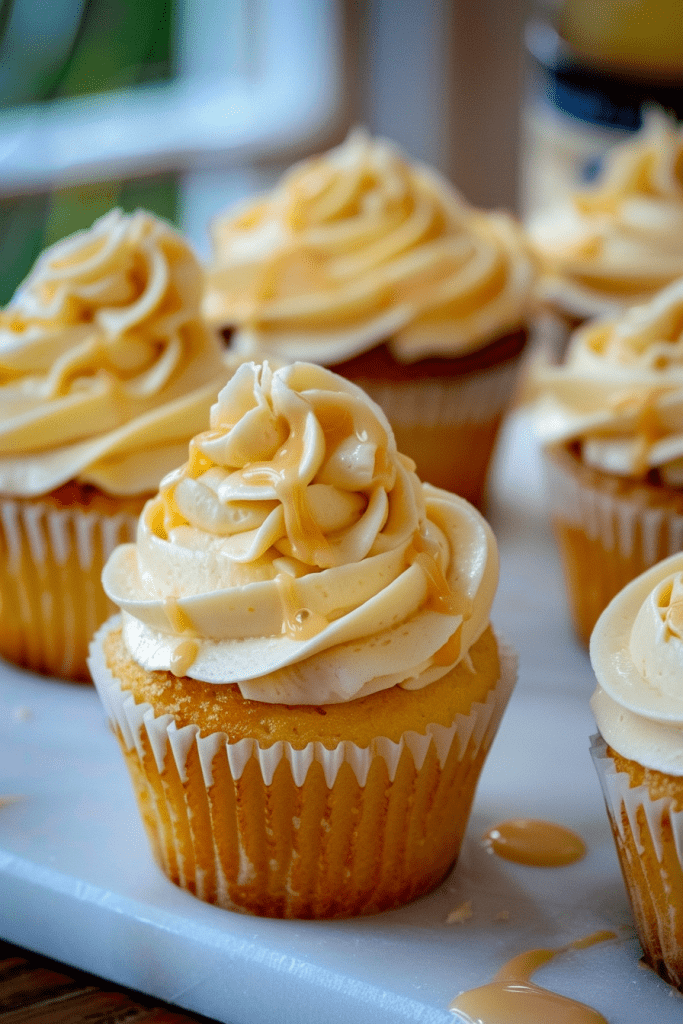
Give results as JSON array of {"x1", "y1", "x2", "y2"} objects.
[
  {"x1": 170, "y1": 640, "x2": 199, "y2": 677},
  {"x1": 432, "y1": 625, "x2": 462, "y2": 666},
  {"x1": 242, "y1": 406, "x2": 333, "y2": 568},
  {"x1": 163, "y1": 596, "x2": 196, "y2": 635},
  {"x1": 482, "y1": 819, "x2": 586, "y2": 868},
  {"x1": 449, "y1": 931, "x2": 615, "y2": 1024},
  {"x1": 409, "y1": 531, "x2": 460, "y2": 615},
  {"x1": 275, "y1": 572, "x2": 328, "y2": 641}
]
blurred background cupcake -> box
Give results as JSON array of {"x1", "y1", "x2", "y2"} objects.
[
  {"x1": 203, "y1": 130, "x2": 537, "y2": 508},
  {"x1": 0, "y1": 208, "x2": 228, "y2": 680},
  {"x1": 90, "y1": 360, "x2": 516, "y2": 918},
  {"x1": 533, "y1": 275, "x2": 683, "y2": 645},
  {"x1": 527, "y1": 109, "x2": 683, "y2": 354},
  {"x1": 590, "y1": 552, "x2": 683, "y2": 990}
]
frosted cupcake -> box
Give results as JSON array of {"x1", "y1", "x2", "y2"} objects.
[
  {"x1": 534, "y1": 275, "x2": 683, "y2": 645},
  {"x1": 204, "y1": 130, "x2": 536, "y2": 506},
  {"x1": 90, "y1": 360, "x2": 516, "y2": 919},
  {"x1": 528, "y1": 109, "x2": 683, "y2": 354},
  {"x1": 590, "y1": 553, "x2": 683, "y2": 990},
  {"x1": 0, "y1": 209, "x2": 228, "y2": 680}
]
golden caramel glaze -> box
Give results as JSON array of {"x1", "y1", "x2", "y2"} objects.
[
  {"x1": 449, "y1": 932, "x2": 615, "y2": 1023},
  {"x1": 482, "y1": 818, "x2": 586, "y2": 867},
  {"x1": 103, "y1": 624, "x2": 500, "y2": 747}
]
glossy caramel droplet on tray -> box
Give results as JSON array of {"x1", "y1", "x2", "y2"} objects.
[
  {"x1": 449, "y1": 931, "x2": 615, "y2": 1024},
  {"x1": 482, "y1": 818, "x2": 586, "y2": 867}
]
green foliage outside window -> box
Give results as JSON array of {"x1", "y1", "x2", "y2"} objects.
[{"x1": 0, "y1": 0, "x2": 178, "y2": 303}]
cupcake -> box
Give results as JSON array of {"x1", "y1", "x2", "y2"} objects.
[
  {"x1": 0, "y1": 209, "x2": 228, "y2": 680},
  {"x1": 203, "y1": 129, "x2": 536, "y2": 507},
  {"x1": 89, "y1": 360, "x2": 516, "y2": 919},
  {"x1": 534, "y1": 275, "x2": 683, "y2": 645},
  {"x1": 590, "y1": 553, "x2": 683, "y2": 990},
  {"x1": 527, "y1": 108, "x2": 683, "y2": 355}
]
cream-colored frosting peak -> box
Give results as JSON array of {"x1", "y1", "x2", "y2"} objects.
[
  {"x1": 528, "y1": 109, "x2": 683, "y2": 319},
  {"x1": 590, "y1": 552, "x2": 683, "y2": 774},
  {"x1": 103, "y1": 361, "x2": 499, "y2": 704},
  {"x1": 0, "y1": 209, "x2": 228, "y2": 497},
  {"x1": 204, "y1": 130, "x2": 534, "y2": 365},
  {"x1": 534, "y1": 275, "x2": 683, "y2": 483}
]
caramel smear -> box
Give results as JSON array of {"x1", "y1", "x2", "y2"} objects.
[
  {"x1": 482, "y1": 819, "x2": 586, "y2": 867},
  {"x1": 163, "y1": 595, "x2": 196, "y2": 635},
  {"x1": 0, "y1": 796, "x2": 20, "y2": 808},
  {"x1": 449, "y1": 931, "x2": 616, "y2": 1024},
  {"x1": 446, "y1": 900, "x2": 473, "y2": 925},
  {"x1": 170, "y1": 639, "x2": 199, "y2": 677},
  {"x1": 275, "y1": 572, "x2": 328, "y2": 641}
]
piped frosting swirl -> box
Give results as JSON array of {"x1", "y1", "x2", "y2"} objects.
[
  {"x1": 204, "y1": 130, "x2": 534, "y2": 365},
  {"x1": 0, "y1": 208, "x2": 228, "y2": 496},
  {"x1": 534, "y1": 275, "x2": 683, "y2": 484},
  {"x1": 103, "y1": 361, "x2": 499, "y2": 704},
  {"x1": 528, "y1": 109, "x2": 683, "y2": 319},
  {"x1": 591, "y1": 553, "x2": 683, "y2": 774}
]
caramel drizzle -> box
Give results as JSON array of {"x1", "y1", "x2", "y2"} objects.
[
  {"x1": 163, "y1": 596, "x2": 196, "y2": 635},
  {"x1": 241, "y1": 403, "x2": 333, "y2": 568},
  {"x1": 147, "y1": 373, "x2": 465, "y2": 656},
  {"x1": 162, "y1": 597, "x2": 200, "y2": 675},
  {"x1": 482, "y1": 819, "x2": 587, "y2": 868},
  {"x1": 408, "y1": 530, "x2": 460, "y2": 616},
  {"x1": 170, "y1": 639, "x2": 199, "y2": 677},
  {"x1": 449, "y1": 931, "x2": 616, "y2": 1024},
  {"x1": 275, "y1": 572, "x2": 328, "y2": 641}
]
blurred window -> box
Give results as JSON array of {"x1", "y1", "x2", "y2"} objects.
[{"x1": 0, "y1": 0, "x2": 342, "y2": 301}]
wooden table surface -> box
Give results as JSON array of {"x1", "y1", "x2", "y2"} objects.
[{"x1": 0, "y1": 940, "x2": 224, "y2": 1023}]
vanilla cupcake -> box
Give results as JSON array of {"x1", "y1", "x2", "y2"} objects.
[
  {"x1": 590, "y1": 553, "x2": 683, "y2": 990},
  {"x1": 204, "y1": 130, "x2": 536, "y2": 507},
  {"x1": 528, "y1": 109, "x2": 683, "y2": 354},
  {"x1": 534, "y1": 276, "x2": 683, "y2": 644},
  {"x1": 90, "y1": 360, "x2": 516, "y2": 919},
  {"x1": 0, "y1": 209, "x2": 228, "y2": 680}
]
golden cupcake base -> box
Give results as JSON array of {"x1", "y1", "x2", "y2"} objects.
[
  {"x1": 91, "y1": 622, "x2": 516, "y2": 919},
  {"x1": 591, "y1": 734, "x2": 683, "y2": 991},
  {"x1": 543, "y1": 442, "x2": 683, "y2": 646},
  {"x1": 0, "y1": 484, "x2": 145, "y2": 681}
]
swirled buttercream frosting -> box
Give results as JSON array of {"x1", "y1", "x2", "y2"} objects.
[
  {"x1": 534, "y1": 276, "x2": 683, "y2": 484},
  {"x1": 102, "y1": 361, "x2": 499, "y2": 704},
  {"x1": 528, "y1": 109, "x2": 683, "y2": 319},
  {"x1": 0, "y1": 208, "x2": 228, "y2": 497},
  {"x1": 204, "y1": 129, "x2": 535, "y2": 365},
  {"x1": 590, "y1": 552, "x2": 683, "y2": 774}
]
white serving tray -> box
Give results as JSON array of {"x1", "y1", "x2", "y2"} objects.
[{"x1": 1, "y1": 409, "x2": 681, "y2": 1024}]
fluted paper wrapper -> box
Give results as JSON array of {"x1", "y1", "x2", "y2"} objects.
[
  {"x1": 590, "y1": 733, "x2": 683, "y2": 990},
  {"x1": 0, "y1": 496, "x2": 140, "y2": 681},
  {"x1": 90, "y1": 619, "x2": 517, "y2": 919},
  {"x1": 346, "y1": 356, "x2": 522, "y2": 506},
  {"x1": 543, "y1": 448, "x2": 683, "y2": 645}
]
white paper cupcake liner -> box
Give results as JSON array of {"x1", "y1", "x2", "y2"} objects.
[
  {"x1": 90, "y1": 616, "x2": 517, "y2": 790},
  {"x1": 591, "y1": 732, "x2": 683, "y2": 988},
  {"x1": 590, "y1": 733, "x2": 683, "y2": 866},
  {"x1": 543, "y1": 450, "x2": 683, "y2": 562},
  {"x1": 0, "y1": 496, "x2": 139, "y2": 679}
]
